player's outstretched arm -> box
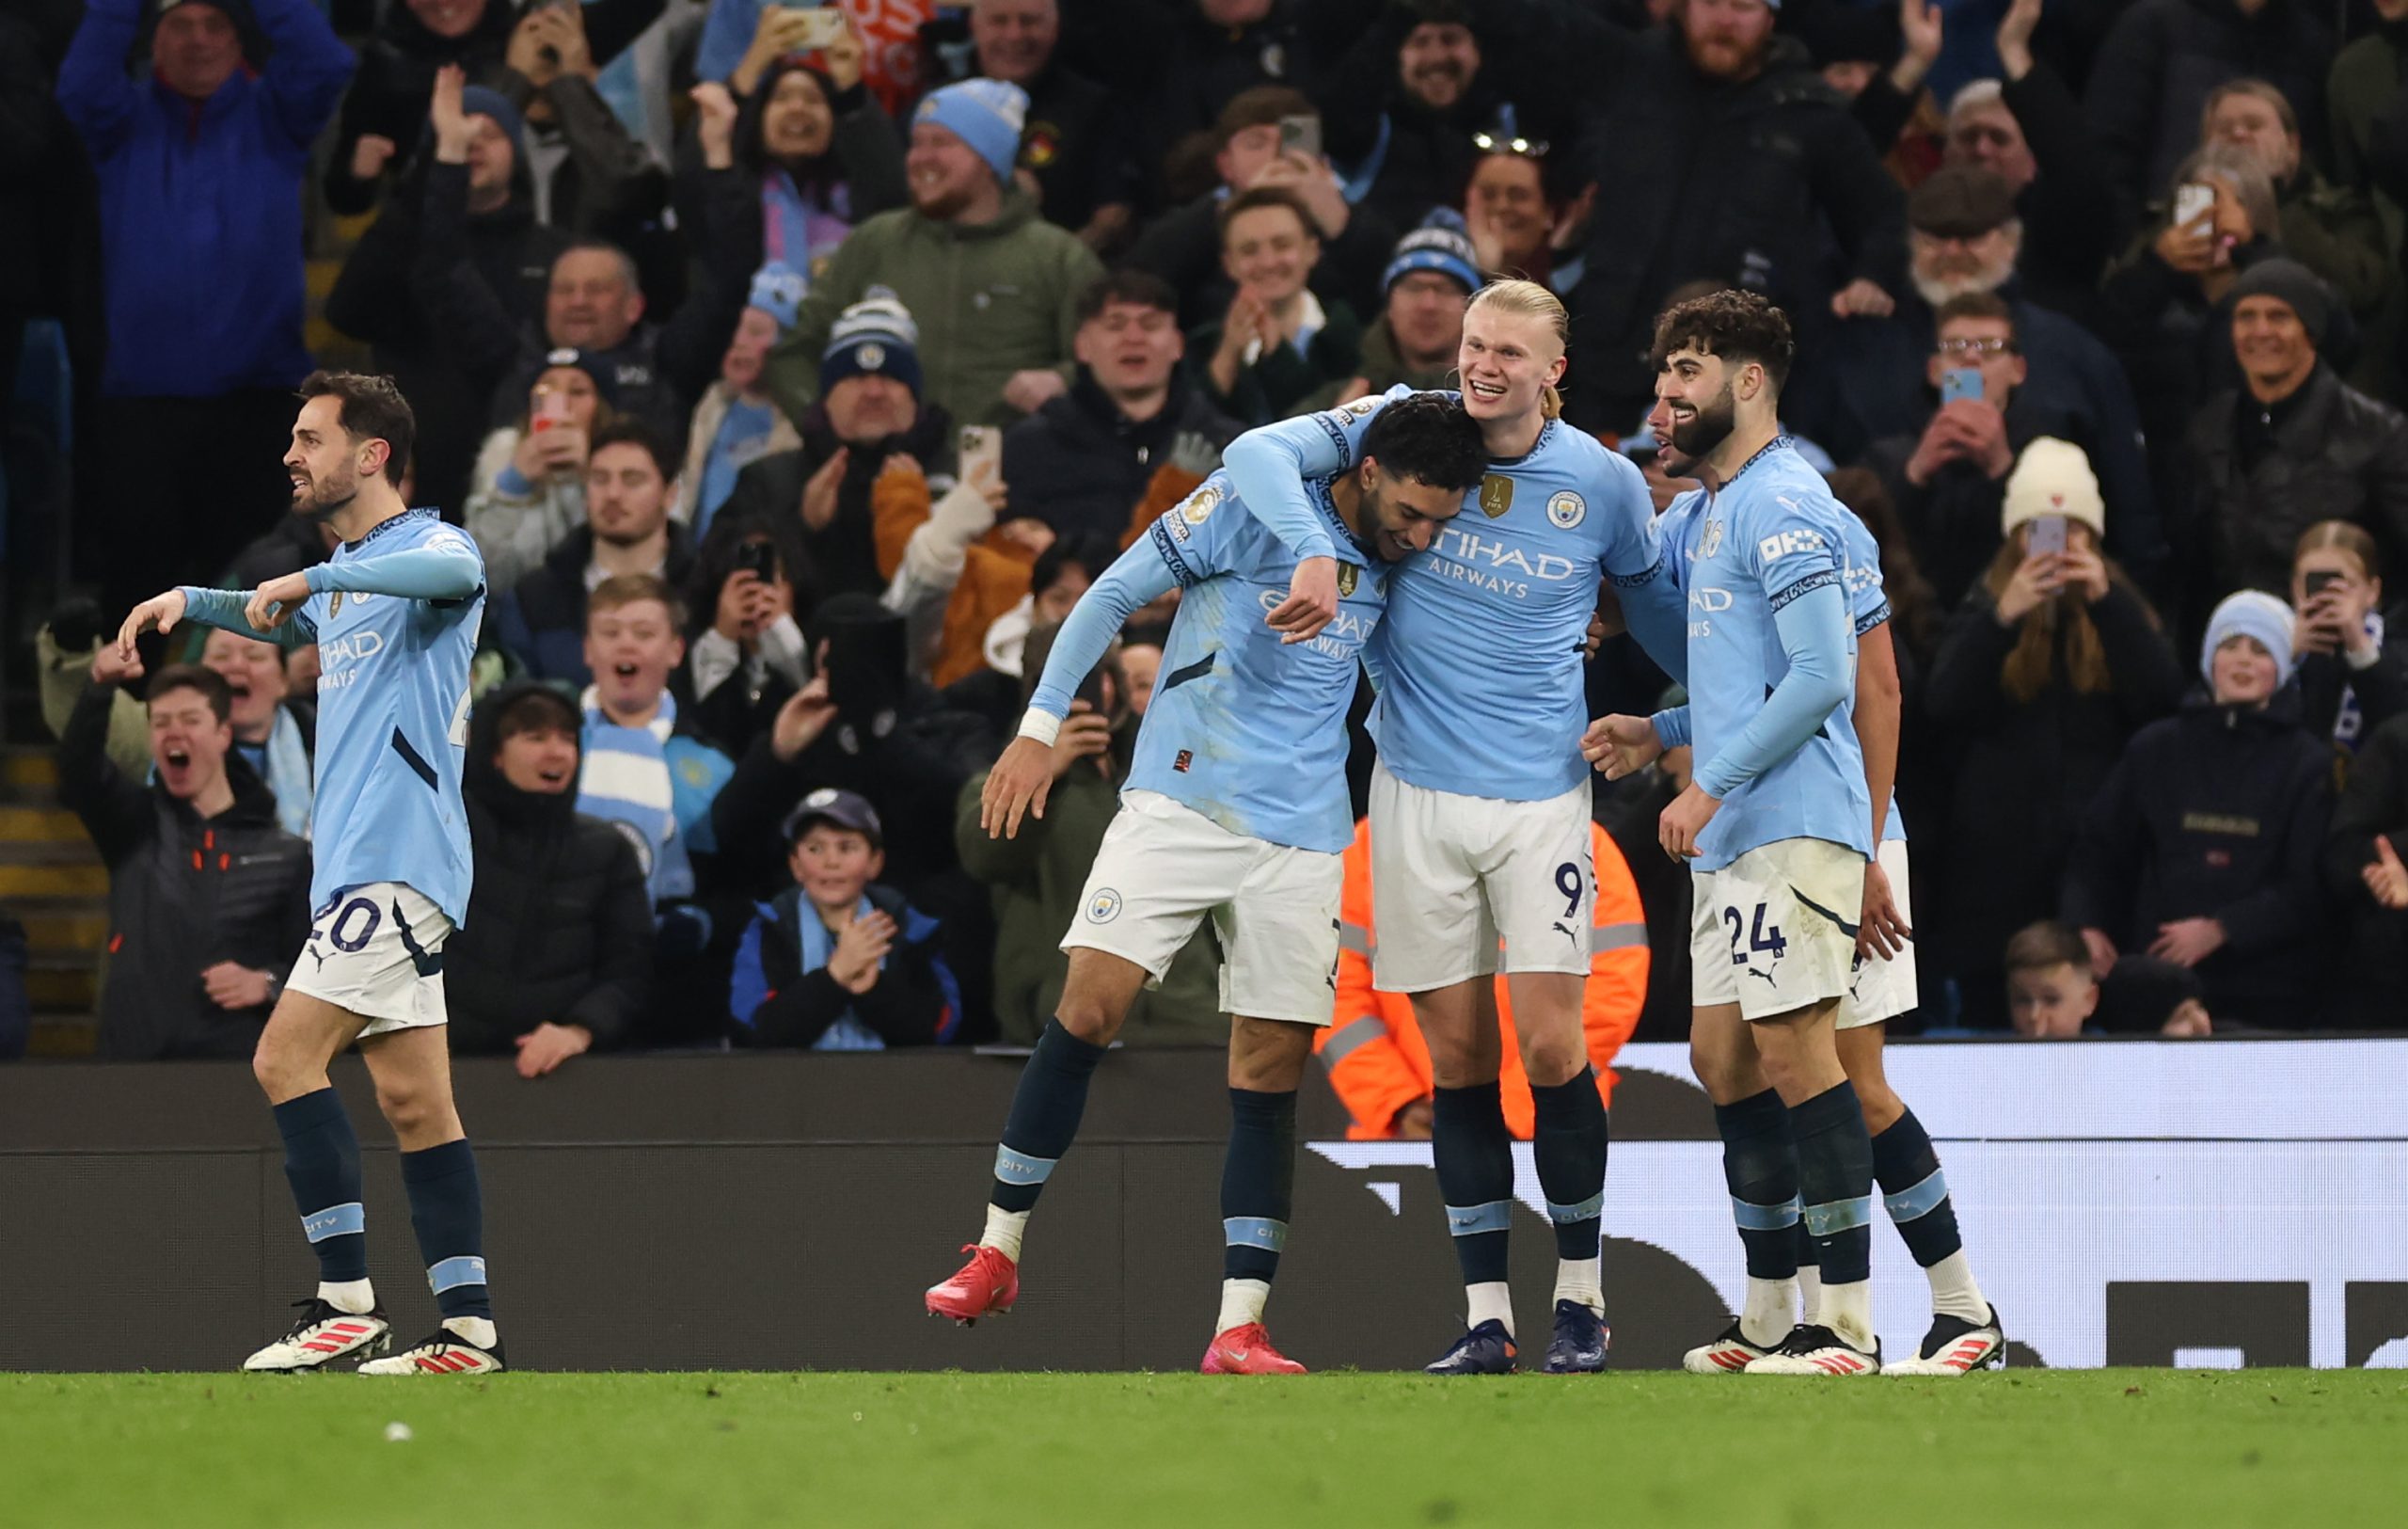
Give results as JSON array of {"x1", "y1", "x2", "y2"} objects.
[
  {"x1": 123, "y1": 586, "x2": 311, "y2": 655},
  {"x1": 1691, "y1": 579, "x2": 1853, "y2": 804},
  {"x1": 309, "y1": 530, "x2": 484, "y2": 602},
  {"x1": 984, "y1": 536, "x2": 1180, "y2": 839}
]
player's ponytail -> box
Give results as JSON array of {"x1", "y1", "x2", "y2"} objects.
[{"x1": 1468, "y1": 279, "x2": 1569, "y2": 421}]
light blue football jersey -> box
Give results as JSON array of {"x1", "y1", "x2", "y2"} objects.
[
  {"x1": 1664, "y1": 440, "x2": 1873, "y2": 871},
  {"x1": 183, "y1": 509, "x2": 485, "y2": 925},
  {"x1": 1221, "y1": 387, "x2": 1666, "y2": 801},
  {"x1": 1651, "y1": 486, "x2": 1907, "y2": 849},
  {"x1": 1834, "y1": 509, "x2": 1908, "y2": 846},
  {"x1": 1026, "y1": 470, "x2": 1387, "y2": 854}
]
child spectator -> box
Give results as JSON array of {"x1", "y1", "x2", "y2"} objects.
[
  {"x1": 730, "y1": 788, "x2": 961, "y2": 1049},
  {"x1": 2060, "y1": 591, "x2": 2336, "y2": 1029},
  {"x1": 577, "y1": 576, "x2": 736, "y2": 909},
  {"x1": 2002, "y1": 921, "x2": 2212, "y2": 1037},
  {"x1": 2290, "y1": 519, "x2": 2408, "y2": 755}
]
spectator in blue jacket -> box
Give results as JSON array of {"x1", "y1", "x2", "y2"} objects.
[
  {"x1": 730, "y1": 788, "x2": 961, "y2": 1050},
  {"x1": 55, "y1": 0, "x2": 354, "y2": 616}
]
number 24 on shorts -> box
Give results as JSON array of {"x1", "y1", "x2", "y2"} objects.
[{"x1": 1721, "y1": 904, "x2": 1786, "y2": 966}]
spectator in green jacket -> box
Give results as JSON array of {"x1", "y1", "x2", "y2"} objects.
[{"x1": 762, "y1": 77, "x2": 1102, "y2": 431}]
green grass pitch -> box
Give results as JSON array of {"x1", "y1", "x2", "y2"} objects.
[{"x1": 5, "y1": 1371, "x2": 2404, "y2": 1528}]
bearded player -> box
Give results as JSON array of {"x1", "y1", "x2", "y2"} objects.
[{"x1": 118, "y1": 373, "x2": 503, "y2": 1376}]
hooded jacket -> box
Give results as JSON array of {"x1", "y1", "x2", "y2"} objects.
[
  {"x1": 1001, "y1": 373, "x2": 1241, "y2": 547},
  {"x1": 443, "y1": 684, "x2": 654, "y2": 1055},
  {"x1": 54, "y1": 0, "x2": 356, "y2": 398},
  {"x1": 58, "y1": 681, "x2": 312, "y2": 1060},
  {"x1": 2060, "y1": 689, "x2": 2337, "y2": 1027},
  {"x1": 763, "y1": 188, "x2": 1105, "y2": 429}
]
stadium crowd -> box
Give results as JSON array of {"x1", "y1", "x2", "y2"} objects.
[{"x1": 7, "y1": 0, "x2": 2408, "y2": 1107}]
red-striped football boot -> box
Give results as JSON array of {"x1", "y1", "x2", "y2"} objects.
[
  {"x1": 242, "y1": 1298, "x2": 391, "y2": 1372},
  {"x1": 357, "y1": 1323, "x2": 506, "y2": 1376},
  {"x1": 1680, "y1": 1319, "x2": 1780, "y2": 1375},
  {"x1": 1882, "y1": 1307, "x2": 2007, "y2": 1376},
  {"x1": 1745, "y1": 1324, "x2": 1882, "y2": 1377}
]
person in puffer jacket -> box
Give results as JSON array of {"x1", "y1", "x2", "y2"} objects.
[
  {"x1": 729, "y1": 788, "x2": 960, "y2": 1049},
  {"x1": 2061, "y1": 590, "x2": 2337, "y2": 1027},
  {"x1": 60, "y1": 656, "x2": 312, "y2": 1060}
]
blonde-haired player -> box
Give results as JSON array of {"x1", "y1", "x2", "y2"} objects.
[{"x1": 1223, "y1": 278, "x2": 1687, "y2": 1374}]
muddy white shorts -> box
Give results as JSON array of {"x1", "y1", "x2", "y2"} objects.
[
  {"x1": 287, "y1": 883, "x2": 452, "y2": 1038},
  {"x1": 1063, "y1": 790, "x2": 1341, "y2": 1026},
  {"x1": 1839, "y1": 837, "x2": 1917, "y2": 1029},
  {"x1": 1688, "y1": 838, "x2": 1866, "y2": 1022}
]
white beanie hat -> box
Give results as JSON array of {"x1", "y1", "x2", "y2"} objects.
[
  {"x1": 2001, "y1": 438, "x2": 2107, "y2": 542},
  {"x1": 2200, "y1": 589, "x2": 2295, "y2": 688}
]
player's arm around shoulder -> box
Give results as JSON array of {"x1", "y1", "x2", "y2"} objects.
[{"x1": 309, "y1": 521, "x2": 486, "y2": 606}]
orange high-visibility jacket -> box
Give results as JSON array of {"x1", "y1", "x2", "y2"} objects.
[{"x1": 1315, "y1": 817, "x2": 1648, "y2": 1139}]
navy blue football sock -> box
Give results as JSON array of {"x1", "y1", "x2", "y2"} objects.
[
  {"x1": 1221, "y1": 1088, "x2": 1297, "y2": 1282},
  {"x1": 1433, "y1": 1081, "x2": 1514, "y2": 1285},
  {"x1": 990, "y1": 1019, "x2": 1108, "y2": 1213},
  {"x1": 1872, "y1": 1107, "x2": 1962, "y2": 1269},
  {"x1": 274, "y1": 1088, "x2": 368, "y2": 1284},
  {"x1": 1792, "y1": 1080, "x2": 1875, "y2": 1288},
  {"x1": 1713, "y1": 1087, "x2": 1800, "y2": 1281},
  {"x1": 1529, "y1": 1069, "x2": 1608, "y2": 1262},
  {"x1": 401, "y1": 1139, "x2": 490, "y2": 1323}
]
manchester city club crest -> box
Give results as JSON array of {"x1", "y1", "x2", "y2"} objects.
[
  {"x1": 1338, "y1": 564, "x2": 1358, "y2": 597},
  {"x1": 1547, "y1": 490, "x2": 1586, "y2": 529},
  {"x1": 1086, "y1": 888, "x2": 1123, "y2": 923},
  {"x1": 1701, "y1": 518, "x2": 1725, "y2": 558},
  {"x1": 1479, "y1": 473, "x2": 1513, "y2": 518}
]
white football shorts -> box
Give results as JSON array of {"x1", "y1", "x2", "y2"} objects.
[
  {"x1": 287, "y1": 882, "x2": 452, "y2": 1038},
  {"x1": 1688, "y1": 838, "x2": 1866, "y2": 1022},
  {"x1": 1063, "y1": 789, "x2": 1341, "y2": 1026},
  {"x1": 1367, "y1": 761, "x2": 1595, "y2": 991},
  {"x1": 1840, "y1": 837, "x2": 1917, "y2": 1029}
]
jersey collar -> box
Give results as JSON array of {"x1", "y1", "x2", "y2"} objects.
[
  {"x1": 1309, "y1": 474, "x2": 1376, "y2": 565},
  {"x1": 345, "y1": 504, "x2": 438, "y2": 552}
]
